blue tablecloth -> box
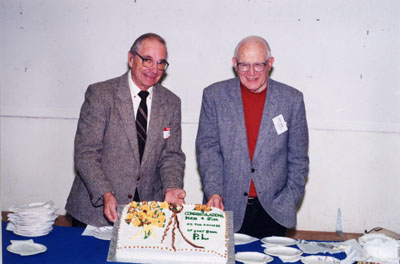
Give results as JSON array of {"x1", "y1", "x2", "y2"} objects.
[
  {"x1": 2, "y1": 222, "x2": 347, "y2": 264},
  {"x1": 235, "y1": 240, "x2": 347, "y2": 263}
]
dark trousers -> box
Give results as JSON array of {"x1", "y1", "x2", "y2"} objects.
[
  {"x1": 71, "y1": 217, "x2": 87, "y2": 228},
  {"x1": 238, "y1": 197, "x2": 287, "y2": 239},
  {"x1": 133, "y1": 188, "x2": 140, "y2": 202}
]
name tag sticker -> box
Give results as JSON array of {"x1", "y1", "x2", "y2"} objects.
[
  {"x1": 163, "y1": 127, "x2": 171, "y2": 139},
  {"x1": 272, "y1": 114, "x2": 288, "y2": 135}
]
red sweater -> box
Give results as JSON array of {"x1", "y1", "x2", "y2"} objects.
[{"x1": 241, "y1": 83, "x2": 267, "y2": 197}]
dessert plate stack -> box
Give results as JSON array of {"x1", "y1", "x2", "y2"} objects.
[{"x1": 7, "y1": 201, "x2": 58, "y2": 237}]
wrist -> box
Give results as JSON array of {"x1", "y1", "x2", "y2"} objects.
[{"x1": 103, "y1": 191, "x2": 115, "y2": 199}]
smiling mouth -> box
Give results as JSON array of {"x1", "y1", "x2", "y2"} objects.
[{"x1": 143, "y1": 72, "x2": 158, "y2": 80}]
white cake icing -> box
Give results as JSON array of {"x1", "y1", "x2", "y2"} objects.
[{"x1": 115, "y1": 201, "x2": 228, "y2": 264}]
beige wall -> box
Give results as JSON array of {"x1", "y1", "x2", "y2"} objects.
[{"x1": 1, "y1": 0, "x2": 399, "y2": 233}]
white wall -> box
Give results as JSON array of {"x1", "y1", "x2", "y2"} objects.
[{"x1": 1, "y1": 0, "x2": 399, "y2": 233}]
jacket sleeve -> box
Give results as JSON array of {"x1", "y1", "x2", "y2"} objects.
[
  {"x1": 195, "y1": 88, "x2": 225, "y2": 200},
  {"x1": 281, "y1": 93, "x2": 309, "y2": 206},
  {"x1": 74, "y1": 85, "x2": 114, "y2": 206}
]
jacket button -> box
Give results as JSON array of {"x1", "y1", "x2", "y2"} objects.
[
  {"x1": 251, "y1": 168, "x2": 255, "y2": 173},
  {"x1": 128, "y1": 194, "x2": 133, "y2": 199},
  {"x1": 136, "y1": 176, "x2": 141, "y2": 181},
  {"x1": 243, "y1": 192, "x2": 248, "y2": 196}
]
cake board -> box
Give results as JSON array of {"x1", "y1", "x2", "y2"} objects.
[{"x1": 107, "y1": 205, "x2": 235, "y2": 264}]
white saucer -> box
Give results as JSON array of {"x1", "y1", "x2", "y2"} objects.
[
  {"x1": 13, "y1": 228, "x2": 52, "y2": 237},
  {"x1": 358, "y1": 233, "x2": 393, "y2": 244},
  {"x1": 235, "y1": 251, "x2": 273, "y2": 264},
  {"x1": 234, "y1": 233, "x2": 259, "y2": 245},
  {"x1": 264, "y1": 246, "x2": 302, "y2": 261},
  {"x1": 301, "y1": 255, "x2": 341, "y2": 264},
  {"x1": 93, "y1": 226, "x2": 114, "y2": 240},
  {"x1": 261, "y1": 236, "x2": 297, "y2": 247},
  {"x1": 7, "y1": 240, "x2": 47, "y2": 256},
  {"x1": 9, "y1": 201, "x2": 55, "y2": 212}
]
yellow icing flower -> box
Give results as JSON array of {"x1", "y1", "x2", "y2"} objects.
[
  {"x1": 137, "y1": 211, "x2": 145, "y2": 220},
  {"x1": 201, "y1": 204, "x2": 211, "y2": 212},
  {"x1": 151, "y1": 218, "x2": 158, "y2": 226},
  {"x1": 125, "y1": 201, "x2": 167, "y2": 238},
  {"x1": 126, "y1": 213, "x2": 134, "y2": 220},
  {"x1": 160, "y1": 201, "x2": 169, "y2": 209},
  {"x1": 133, "y1": 218, "x2": 141, "y2": 227},
  {"x1": 147, "y1": 210, "x2": 154, "y2": 218},
  {"x1": 142, "y1": 204, "x2": 150, "y2": 213}
]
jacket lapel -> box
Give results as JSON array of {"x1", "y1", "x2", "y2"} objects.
[
  {"x1": 228, "y1": 79, "x2": 251, "y2": 162},
  {"x1": 140, "y1": 84, "x2": 164, "y2": 165},
  {"x1": 116, "y1": 72, "x2": 141, "y2": 164},
  {"x1": 253, "y1": 79, "x2": 279, "y2": 161}
]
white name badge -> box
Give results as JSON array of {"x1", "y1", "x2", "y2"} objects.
[
  {"x1": 272, "y1": 114, "x2": 288, "y2": 135},
  {"x1": 163, "y1": 127, "x2": 171, "y2": 139}
]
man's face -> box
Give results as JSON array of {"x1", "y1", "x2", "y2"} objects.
[
  {"x1": 232, "y1": 41, "x2": 274, "y2": 93},
  {"x1": 128, "y1": 38, "x2": 167, "y2": 90}
]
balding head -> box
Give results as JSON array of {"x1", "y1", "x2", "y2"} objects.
[{"x1": 234, "y1": 36, "x2": 271, "y2": 60}]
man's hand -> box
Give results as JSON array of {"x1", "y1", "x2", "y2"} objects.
[
  {"x1": 165, "y1": 188, "x2": 186, "y2": 204},
  {"x1": 103, "y1": 192, "x2": 118, "y2": 223},
  {"x1": 207, "y1": 194, "x2": 224, "y2": 210}
]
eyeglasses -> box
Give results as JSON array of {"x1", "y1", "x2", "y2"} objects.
[
  {"x1": 237, "y1": 59, "x2": 269, "y2": 72},
  {"x1": 135, "y1": 53, "x2": 169, "y2": 71}
]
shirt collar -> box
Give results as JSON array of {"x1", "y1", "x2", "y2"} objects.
[{"x1": 128, "y1": 70, "x2": 153, "y2": 96}]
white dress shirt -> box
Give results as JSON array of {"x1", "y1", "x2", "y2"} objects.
[{"x1": 128, "y1": 72, "x2": 153, "y2": 131}]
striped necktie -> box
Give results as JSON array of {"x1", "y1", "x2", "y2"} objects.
[{"x1": 136, "y1": 91, "x2": 149, "y2": 163}]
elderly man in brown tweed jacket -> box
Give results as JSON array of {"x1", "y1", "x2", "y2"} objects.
[{"x1": 66, "y1": 33, "x2": 186, "y2": 227}]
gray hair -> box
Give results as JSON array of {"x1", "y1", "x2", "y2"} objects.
[
  {"x1": 233, "y1": 35, "x2": 271, "y2": 60},
  {"x1": 129, "y1": 33, "x2": 168, "y2": 58}
]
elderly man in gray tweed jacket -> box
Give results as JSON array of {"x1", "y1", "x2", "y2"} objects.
[
  {"x1": 196, "y1": 36, "x2": 309, "y2": 238},
  {"x1": 66, "y1": 33, "x2": 186, "y2": 227}
]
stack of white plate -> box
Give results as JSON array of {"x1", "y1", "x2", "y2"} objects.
[
  {"x1": 261, "y1": 236, "x2": 303, "y2": 262},
  {"x1": 6, "y1": 201, "x2": 58, "y2": 237}
]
